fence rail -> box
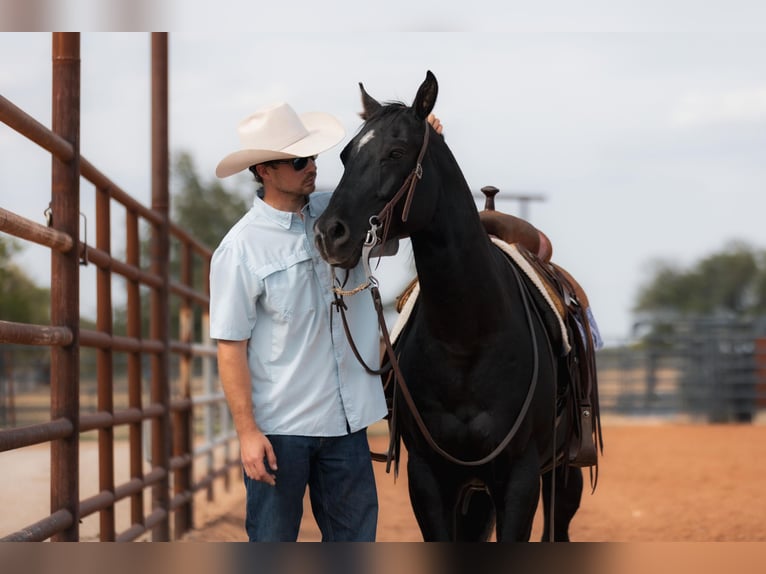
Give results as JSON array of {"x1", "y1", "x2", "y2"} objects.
[
  {"x1": 0, "y1": 33, "x2": 236, "y2": 542},
  {"x1": 597, "y1": 323, "x2": 766, "y2": 423}
]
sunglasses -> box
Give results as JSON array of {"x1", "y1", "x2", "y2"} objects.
[{"x1": 268, "y1": 156, "x2": 316, "y2": 171}]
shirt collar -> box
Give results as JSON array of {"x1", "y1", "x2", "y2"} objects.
[
  {"x1": 305, "y1": 195, "x2": 323, "y2": 219},
  {"x1": 253, "y1": 195, "x2": 313, "y2": 229}
]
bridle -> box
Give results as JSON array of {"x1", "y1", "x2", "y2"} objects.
[
  {"x1": 329, "y1": 118, "x2": 545, "y2": 471},
  {"x1": 331, "y1": 117, "x2": 430, "y2": 298}
]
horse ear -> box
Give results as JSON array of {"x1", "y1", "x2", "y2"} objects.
[
  {"x1": 359, "y1": 82, "x2": 382, "y2": 121},
  {"x1": 412, "y1": 70, "x2": 438, "y2": 120}
]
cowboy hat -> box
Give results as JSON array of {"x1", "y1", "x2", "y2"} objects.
[{"x1": 215, "y1": 102, "x2": 345, "y2": 178}]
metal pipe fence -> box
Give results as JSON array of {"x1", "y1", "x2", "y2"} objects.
[
  {"x1": 597, "y1": 321, "x2": 766, "y2": 423},
  {"x1": 3, "y1": 33, "x2": 765, "y2": 543},
  {"x1": 0, "y1": 33, "x2": 237, "y2": 542}
]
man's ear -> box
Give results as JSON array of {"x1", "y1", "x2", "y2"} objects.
[{"x1": 255, "y1": 163, "x2": 269, "y2": 181}]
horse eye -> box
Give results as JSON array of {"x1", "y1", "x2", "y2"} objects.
[{"x1": 389, "y1": 149, "x2": 405, "y2": 160}]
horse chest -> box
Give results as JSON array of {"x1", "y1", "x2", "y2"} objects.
[{"x1": 397, "y1": 334, "x2": 524, "y2": 447}]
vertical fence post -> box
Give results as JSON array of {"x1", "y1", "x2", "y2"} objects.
[
  {"x1": 175, "y1": 243, "x2": 193, "y2": 535},
  {"x1": 96, "y1": 185, "x2": 115, "y2": 540},
  {"x1": 126, "y1": 209, "x2": 146, "y2": 530},
  {"x1": 150, "y1": 31, "x2": 171, "y2": 541},
  {"x1": 50, "y1": 32, "x2": 80, "y2": 542},
  {"x1": 203, "y1": 254, "x2": 216, "y2": 499},
  {"x1": 202, "y1": 256, "x2": 228, "y2": 494}
]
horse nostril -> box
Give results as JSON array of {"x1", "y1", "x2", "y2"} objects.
[{"x1": 330, "y1": 219, "x2": 349, "y2": 243}]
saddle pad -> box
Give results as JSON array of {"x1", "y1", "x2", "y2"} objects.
[{"x1": 389, "y1": 238, "x2": 571, "y2": 353}]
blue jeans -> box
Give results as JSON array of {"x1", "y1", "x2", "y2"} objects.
[{"x1": 243, "y1": 428, "x2": 378, "y2": 541}]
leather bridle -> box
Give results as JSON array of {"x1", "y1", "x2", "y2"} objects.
[
  {"x1": 331, "y1": 118, "x2": 430, "y2": 298},
  {"x1": 373, "y1": 116, "x2": 430, "y2": 247}
]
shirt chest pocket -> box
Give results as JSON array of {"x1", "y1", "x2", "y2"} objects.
[{"x1": 262, "y1": 255, "x2": 318, "y2": 321}]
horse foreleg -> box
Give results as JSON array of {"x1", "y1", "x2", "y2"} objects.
[
  {"x1": 406, "y1": 451, "x2": 455, "y2": 541},
  {"x1": 541, "y1": 465, "x2": 583, "y2": 542},
  {"x1": 495, "y1": 447, "x2": 541, "y2": 542}
]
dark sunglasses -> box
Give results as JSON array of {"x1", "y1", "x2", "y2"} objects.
[{"x1": 268, "y1": 155, "x2": 316, "y2": 171}]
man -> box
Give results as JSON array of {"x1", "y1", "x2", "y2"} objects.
[{"x1": 210, "y1": 101, "x2": 441, "y2": 541}]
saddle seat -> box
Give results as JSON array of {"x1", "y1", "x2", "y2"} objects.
[{"x1": 479, "y1": 209, "x2": 593, "y2": 322}]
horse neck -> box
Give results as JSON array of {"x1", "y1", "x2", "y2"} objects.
[{"x1": 409, "y1": 148, "x2": 509, "y2": 342}]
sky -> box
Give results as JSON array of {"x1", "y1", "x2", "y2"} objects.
[{"x1": 1, "y1": 3, "x2": 766, "y2": 344}]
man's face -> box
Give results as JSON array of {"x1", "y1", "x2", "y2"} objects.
[{"x1": 263, "y1": 156, "x2": 317, "y2": 197}]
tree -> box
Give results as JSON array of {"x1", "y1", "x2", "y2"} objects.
[
  {"x1": 633, "y1": 240, "x2": 766, "y2": 328},
  {"x1": 0, "y1": 236, "x2": 50, "y2": 324},
  {"x1": 633, "y1": 241, "x2": 766, "y2": 423},
  {"x1": 169, "y1": 151, "x2": 251, "y2": 296},
  {"x1": 1, "y1": 236, "x2": 52, "y2": 424},
  {"x1": 114, "y1": 152, "x2": 251, "y2": 339},
  {"x1": 172, "y1": 151, "x2": 250, "y2": 250},
  {"x1": 173, "y1": 152, "x2": 251, "y2": 335}
]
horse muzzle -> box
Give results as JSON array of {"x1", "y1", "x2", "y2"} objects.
[{"x1": 314, "y1": 217, "x2": 361, "y2": 269}]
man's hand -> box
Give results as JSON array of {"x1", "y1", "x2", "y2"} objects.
[
  {"x1": 240, "y1": 428, "x2": 278, "y2": 486},
  {"x1": 427, "y1": 113, "x2": 443, "y2": 135}
]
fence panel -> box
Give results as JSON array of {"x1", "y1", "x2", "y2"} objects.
[
  {"x1": 597, "y1": 321, "x2": 766, "y2": 423},
  {"x1": 0, "y1": 32, "x2": 237, "y2": 542}
]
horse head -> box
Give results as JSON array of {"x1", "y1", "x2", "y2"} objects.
[{"x1": 315, "y1": 71, "x2": 441, "y2": 268}]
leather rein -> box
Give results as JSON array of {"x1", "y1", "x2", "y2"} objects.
[{"x1": 330, "y1": 120, "x2": 543, "y2": 468}]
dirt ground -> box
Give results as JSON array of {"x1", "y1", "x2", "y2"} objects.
[{"x1": 181, "y1": 420, "x2": 766, "y2": 542}]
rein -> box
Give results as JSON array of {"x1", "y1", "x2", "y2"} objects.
[
  {"x1": 329, "y1": 119, "x2": 544, "y2": 468},
  {"x1": 375, "y1": 260, "x2": 542, "y2": 467}
]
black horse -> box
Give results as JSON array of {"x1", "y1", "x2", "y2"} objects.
[{"x1": 315, "y1": 71, "x2": 584, "y2": 541}]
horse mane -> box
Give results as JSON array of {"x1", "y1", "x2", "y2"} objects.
[{"x1": 358, "y1": 100, "x2": 406, "y2": 121}]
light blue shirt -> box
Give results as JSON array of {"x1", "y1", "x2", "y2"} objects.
[{"x1": 209, "y1": 191, "x2": 387, "y2": 436}]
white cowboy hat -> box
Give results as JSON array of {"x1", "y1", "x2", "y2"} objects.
[{"x1": 215, "y1": 102, "x2": 345, "y2": 178}]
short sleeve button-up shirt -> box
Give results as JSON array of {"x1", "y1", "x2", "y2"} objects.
[{"x1": 209, "y1": 191, "x2": 387, "y2": 436}]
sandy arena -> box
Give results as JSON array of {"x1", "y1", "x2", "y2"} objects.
[{"x1": 180, "y1": 420, "x2": 766, "y2": 542}]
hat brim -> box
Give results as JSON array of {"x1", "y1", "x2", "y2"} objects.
[{"x1": 215, "y1": 111, "x2": 345, "y2": 178}]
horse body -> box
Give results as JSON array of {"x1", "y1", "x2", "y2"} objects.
[
  {"x1": 396, "y1": 190, "x2": 561, "y2": 541},
  {"x1": 315, "y1": 71, "x2": 583, "y2": 541}
]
